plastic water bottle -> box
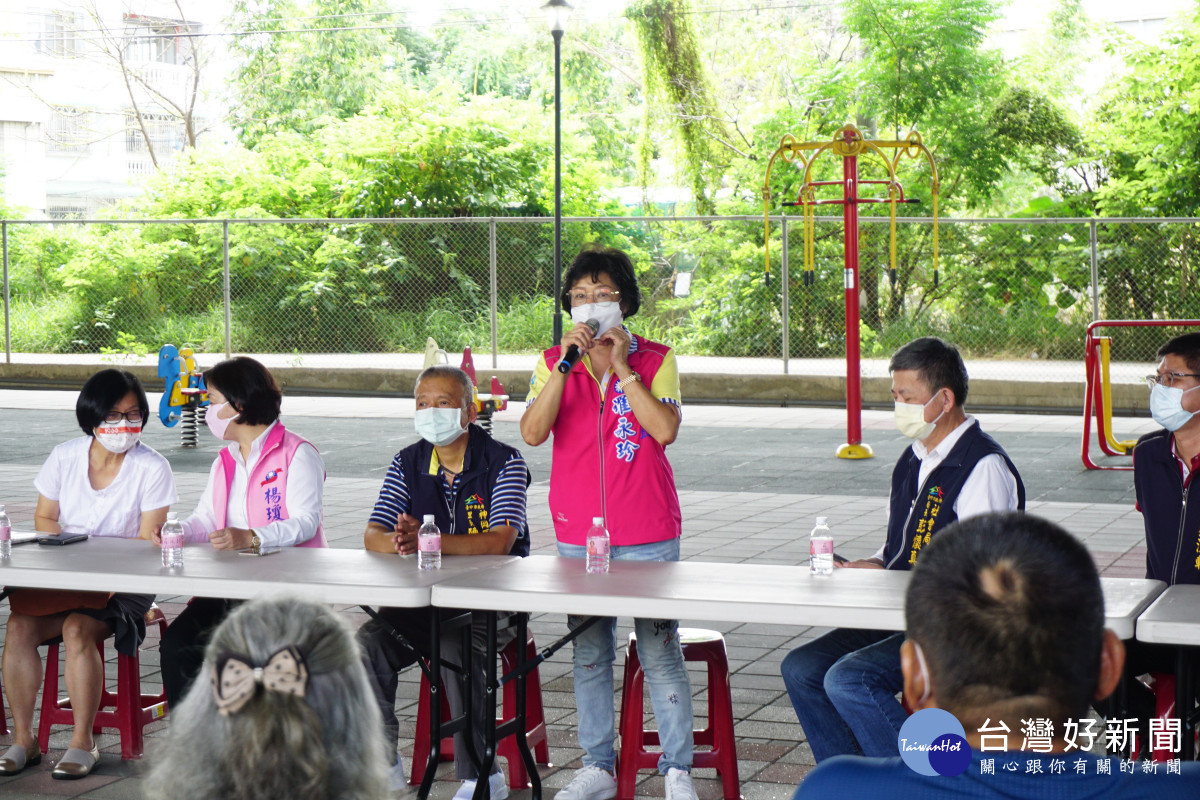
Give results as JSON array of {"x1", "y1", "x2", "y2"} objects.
[
  {"x1": 809, "y1": 516, "x2": 833, "y2": 576},
  {"x1": 417, "y1": 514, "x2": 442, "y2": 571},
  {"x1": 586, "y1": 517, "x2": 610, "y2": 574},
  {"x1": 161, "y1": 512, "x2": 184, "y2": 568},
  {"x1": 0, "y1": 504, "x2": 11, "y2": 559}
]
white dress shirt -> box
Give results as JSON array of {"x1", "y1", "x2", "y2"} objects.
[
  {"x1": 872, "y1": 416, "x2": 1020, "y2": 563},
  {"x1": 183, "y1": 421, "x2": 324, "y2": 548},
  {"x1": 35, "y1": 437, "x2": 177, "y2": 538}
]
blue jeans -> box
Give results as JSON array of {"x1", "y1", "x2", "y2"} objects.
[
  {"x1": 780, "y1": 628, "x2": 907, "y2": 761},
  {"x1": 557, "y1": 539, "x2": 693, "y2": 774}
]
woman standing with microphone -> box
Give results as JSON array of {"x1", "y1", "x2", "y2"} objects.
[{"x1": 520, "y1": 246, "x2": 696, "y2": 800}]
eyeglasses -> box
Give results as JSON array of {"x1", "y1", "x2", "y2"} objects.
[
  {"x1": 568, "y1": 287, "x2": 620, "y2": 306},
  {"x1": 103, "y1": 410, "x2": 144, "y2": 425},
  {"x1": 1145, "y1": 372, "x2": 1200, "y2": 389}
]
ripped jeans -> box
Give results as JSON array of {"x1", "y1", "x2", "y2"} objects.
[{"x1": 557, "y1": 538, "x2": 694, "y2": 774}]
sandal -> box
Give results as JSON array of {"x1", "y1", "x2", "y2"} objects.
[
  {"x1": 51, "y1": 745, "x2": 99, "y2": 780},
  {"x1": 0, "y1": 743, "x2": 42, "y2": 775}
]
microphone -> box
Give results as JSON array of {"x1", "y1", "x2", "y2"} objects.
[{"x1": 557, "y1": 319, "x2": 600, "y2": 374}]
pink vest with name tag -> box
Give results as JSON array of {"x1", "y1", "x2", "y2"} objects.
[
  {"x1": 541, "y1": 334, "x2": 682, "y2": 547},
  {"x1": 212, "y1": 423, "x2": 326, "y2": 548}
]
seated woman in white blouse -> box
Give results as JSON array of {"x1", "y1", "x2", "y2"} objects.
[
  {"x1": 0, "y1": 369, "x2": 177, "y2": 780},
  {"x1": 155, "y1": 356, "x2": 325, "y2": 708}
]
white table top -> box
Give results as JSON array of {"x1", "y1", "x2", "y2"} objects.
[
  {"x1": 0, "y1": 537, "x2": 516, "y2": 608},
  {"x1": 1135, "y1": 584, "x2": 1200, "y2": 645},
  {"x1": 431, "y1": 555, "x2": 1165, "y2": 638}
]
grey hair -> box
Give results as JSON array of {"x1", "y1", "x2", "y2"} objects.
[
  {"x1": 144, "y1": 597, "x2": 390, "y2": 800},
  {"x1": 414, "y1": 365, "x2": 474, "y2": 408}
]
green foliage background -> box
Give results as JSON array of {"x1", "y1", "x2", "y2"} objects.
[{"x1": 4, "y1": 0, "x2": 1199, "y2": 359}]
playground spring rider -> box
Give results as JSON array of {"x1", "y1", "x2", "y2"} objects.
[
  {"x1": 157, "y1": 344, "x2": 209, "y2": 448},
  {"x1": 762, "y1": 124, "x2": 940, "y2": 460}
]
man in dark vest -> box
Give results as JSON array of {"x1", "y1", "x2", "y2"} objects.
[
  {"x1": 1127, "y1": 333, "x2": 1200, "y2": 733},
  {"x1": 359, "y1": 365, "x2": 530, "y2": 800},
  {"x1": 781, "y1": 337, "x2": 1024, "y2": 762},
  {"x1": 1134, "y1": 332, "x2": 1200, "y2": 586}
]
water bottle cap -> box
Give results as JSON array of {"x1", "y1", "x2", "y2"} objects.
[
  {"x1": 0, "y1": 504, "x2": 5, "y2": 512},
  {"x1": 592, "y1": 517, "x2": 604, "y2": 526},
  {"x1": 423, "y1": 514, "x2": 435, "y2": 524},
  {"x1": 167, "y1": 512, "x2": 178, "y2": 521},
  {"x1": 815, "y1": 516, "x2": 828, "y2": 526}
]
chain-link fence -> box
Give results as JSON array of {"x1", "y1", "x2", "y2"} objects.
[{"x1": 2, "y1": 216, "x2": 1197, "y2": 381}]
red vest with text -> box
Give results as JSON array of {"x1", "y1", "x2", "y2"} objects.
[{"x1": 541, "y1": 335, "x2": 682, "y2": 547}]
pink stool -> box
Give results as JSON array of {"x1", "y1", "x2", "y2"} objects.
[
  {"x1": 37, "y1": 605, "x2": 168, "y2": 759},
  {"x1": 618, "y1": 628, "x2": 741, "y2": 800},
  {"x1": 410, "y1": 631, "x2": 550, "y2": 788}
]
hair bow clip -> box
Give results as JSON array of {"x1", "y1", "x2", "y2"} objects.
[{"x1": 211, "y1": 644, "x2": 309, "y2": 716}]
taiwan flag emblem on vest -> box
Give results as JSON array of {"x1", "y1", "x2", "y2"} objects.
[{"x1": 260, "y1": 469, "x2": 281, "y2": 487}]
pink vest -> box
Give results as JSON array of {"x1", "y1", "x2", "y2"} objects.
[
  {"x1": 212, "y1": 423, "x2": 327, "y2": 548},
  {"x1": 542, "y1": 335, "x2": 682, "y2": 547}
]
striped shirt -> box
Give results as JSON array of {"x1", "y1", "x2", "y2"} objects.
[{"x1": 369, "y1": 450, "x2": 529, "y2": 541}]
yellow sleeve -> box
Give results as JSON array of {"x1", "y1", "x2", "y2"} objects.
[
  {"x1": 648, "y1": 348, "x2": 682, "y2": 407},
  {"x1": 526, "y1": 355, "x2": 552, "y2": 406}
]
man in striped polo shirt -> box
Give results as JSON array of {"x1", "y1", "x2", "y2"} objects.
[{"x1": 358, "y1": 365, "x2": 531, "y2": 799}]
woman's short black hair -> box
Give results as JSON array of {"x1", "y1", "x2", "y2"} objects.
[
  {"x1": 560, "y1": 246, "x2": 641, "y2": 320},
  {"x1": 204, "y1": 357, "x2": 282, "y2": 427},
  {"x1": 76, "y1": 369, "x2": 150, "y2": 436}
]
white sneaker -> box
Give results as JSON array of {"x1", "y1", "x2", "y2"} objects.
[
  {"x1": 556, "y1": 765, "x2": 617, "y2": 800},
  {"x1": 664, "y1": 768, "x2": 697, "y2": 800},
  {"x1": 453, "y1": 772, "x2": 509, "y2": 800},
  {"x1": 387, "y1": 753, "x2": 408, "y2": 793}
]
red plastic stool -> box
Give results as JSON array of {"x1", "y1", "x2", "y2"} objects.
[
  {"x1": 37, "y1": 605, "x2": 169, "y2": 759},
  {"x1": 0, "y1": 679, "x2": 8, "y2": 735},
  {"x1": 409, "y1": 631, "x2": 550, "y2": 788},
  {"x1": 618, "y1": 628, "x2": 740, "y2": 800},
  {"x1": 1132, "y1": 672, "x2": 1177, "y2": 762}
]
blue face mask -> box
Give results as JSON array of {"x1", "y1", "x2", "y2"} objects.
[
  {"x1": 414, "y1": 407, "x2": 466, "y2": 447},
  {"x1": 1150, "y1": 383, "x2": 1200, "y2": 432}
]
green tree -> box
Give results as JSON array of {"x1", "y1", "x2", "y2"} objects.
[
  {"x1": 627, "y1": 0, "x2": 729, "y2": 214},
  {"x1": 227, "y1": 0, "x2": 393, "y2": 147}
]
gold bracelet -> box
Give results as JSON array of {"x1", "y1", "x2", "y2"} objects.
[{"x1": 616, "y1": 372, "x2": 641, "y2": 391}]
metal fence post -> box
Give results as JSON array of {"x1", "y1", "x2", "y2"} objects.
[
  {"x1": 3, "y1": 222, "x2": 9, "y2": 364},
  {"x1": 489, "y1": 217, "x2": 498, "y2": 369},
  {"x1": 781, "y1": 215, "x2": 789, "y2": 375},
  {"x1": 1089, "y1": 219, "x2": 1100, "y2": 320},
  {"x1": 223, "y1": 221, "x2": 232, "y2": 358}
]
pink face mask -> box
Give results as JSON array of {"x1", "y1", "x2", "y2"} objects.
[{"x1": 206, "y1": 402, "x2": 237, "y2": 441}]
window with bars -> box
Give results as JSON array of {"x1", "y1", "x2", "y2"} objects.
[
  {"x1": 33, "y1": 10, "x2": 78, "y2": 57},
  {"x1": 125, "y1": 111, "x2": 186, "y2": 155},
  {"x1": 47, "y1": 106, "x2": 93, "y2": 153},
  {"x1": 123, "y1": 16, "x2": 199, "y2": 65}
]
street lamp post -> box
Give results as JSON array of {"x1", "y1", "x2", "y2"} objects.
[{"x1": 543, "y1": 0, "x2": 570, "y2": 345}]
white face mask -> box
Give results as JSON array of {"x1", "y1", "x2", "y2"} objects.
[
  {"x1": 94, "y1": 423, "x2": 141, "y2": 454},
  {"x1": 571, "y1": 302, "x2": 624, "y2": 337},
  {"x1": 414, "y1": 407, "x2": 467, "y2": 447},
  {"x1": 894, "y1": 392, "x2": 946, "y2": 440},
  {"x1": 1150, "y1": 383, "x2": 1200, "y2": 432}
]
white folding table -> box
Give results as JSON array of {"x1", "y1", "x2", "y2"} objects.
[
  {"x1": 431, "y1": 555, "x2": 1164, "y2": 637},
  {"x1": 431, "y1": 555, "x2": 1166, "y2": 795},
  {"x1": 0, "y1": 537, "x2": 516, "y2": 796},
  {"x1": 1135, "y1": 584, "x2": 1200, "y2": 761}
]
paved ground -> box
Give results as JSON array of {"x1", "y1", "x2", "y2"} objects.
[{"x1": 0, "y1": 390, "x2": 1155, "y2": 799}]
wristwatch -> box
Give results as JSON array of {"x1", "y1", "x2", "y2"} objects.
[
  {"x1": 616, "y1": 371, "x2": 641, "y2": 391},
  {"x1": 250, "y1": 532, "x2": 262, "y2": 553}
]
